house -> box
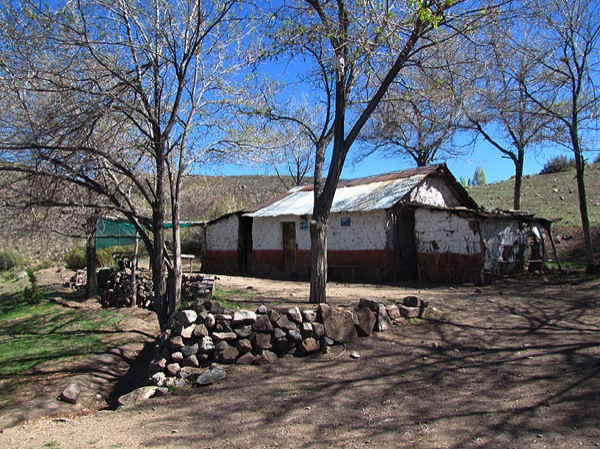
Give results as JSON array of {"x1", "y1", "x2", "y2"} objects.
[{"x1": 201, "y1": 164, "x2": 553, "y2": 285}]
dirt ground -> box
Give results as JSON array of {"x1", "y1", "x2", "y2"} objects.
[{"x1": 1, "y1": 271, "x2": 600, "y2": 449}]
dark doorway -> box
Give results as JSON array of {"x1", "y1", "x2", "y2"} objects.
[
  {"x1": 238, "y1": 216, "x2": 253, "y2": 272},
  {"x1": 394, "y1": 209, "x2": 418, "y2": 280},
  {"x1": 282, "y1": 222, "x2": 297, "y2": 274}
]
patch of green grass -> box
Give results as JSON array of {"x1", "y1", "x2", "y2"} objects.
[
  {"x1": 43, "y1": 441, "x2": 62, "y2": 449},
  {"x1": 0, "y1": 280, "x2": 126, "y2": 411},
  {"x1": 211, "y1": 286, "x2": 254, "y2": 309}
]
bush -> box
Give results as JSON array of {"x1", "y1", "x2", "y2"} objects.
[
  {"x1": 64, "y1": 245, "x2": 142, "y2": 270},
  {"x1": 0, "y1": 248, "x2": 26, "y2": 272},
  {"x1": 540, "y1": 155, "x2": 576, "y2": 174},
  {"x1": 64, "y1": 247, "x2": 87, "y2": 270}
]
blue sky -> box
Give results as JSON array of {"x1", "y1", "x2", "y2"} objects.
[{"x1": 212, "y1": 138, "x2": 568, "y2": 185}]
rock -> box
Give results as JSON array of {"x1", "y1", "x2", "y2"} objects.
[
  {"x1": 354, "y1": 307, "x2": 376, "y2": 337},
  {"x1": 199, "y1": 336, "x2": 215, "y2": 353},
  {"x1": 276, "y1": 337, "x2": 292, "y2": 353},
  {"x1": 212, "y1": 332, "x2": 238, "y2": 342},
  {"x1": 215, "y1": 340, "x2": 229, "y2": 351},
  {"x1": 177, "y1": 310, "x2": 198, "y2": 327},
  {"x1": 170, "y1": 336, "x2": 185, "y2": 350},
  {"x1": 387, "y1": 304, "x2": 401, "y2": 321},
  {"x1": 253, "y1": 315, "x2": 274, "y2": 332},
  {"x1": 350, "y1": 351, "x2": 360, "y2": 359},
  {"x1": 403, "y1": 296, "x2": 421, "y2": 307},
  {"x1": 178, "y1": 366, "x2": 204, "y2": 380},
  {"x1": 192, "y1": 323, "x2": 209, "y2": 338},
  {"x1": 375, "y1": 304, "x2": 393, "y2": 332},
  {"x1": 286, "y1": 307, "x2": 303, "y2": 324},
  {"x1": 166, "y1": 363, "x2": 181, "y2": 377},
  {"x1": 234, "y1": 325, "x2": 253, "y2": 338},
  {"x1": 254, "y1": 350, "x2": 278, "y2": 365},
  {"x1": 273, "y1": 327, "x2": 287, "y2": 339},
  {"x1": 268, "y1": 309, "x2": 281, "y2": 323},
  {"x1": 149, "y1": 357, "x2": 167, "y2": 374},
  {"x1": 319, "y1": 304, "x2": 357, "y2": 343},
  {"x1": 252, "y1": 332, "x2": 273, "y2": 350},
  {"x1": 236, "y1": 338, "x2": 253, "y2": 354},
  {"x1": 181, "y1": 343, "x2": 199, "y2": 357},
  {"x1": 216, "y1": 314, "x2": 233, "y2": 322},
  {"x1": 216, "y1": 345, "x2": 239, "y2": 364},
  {"x1": 171, "y1": 351, "x2": 184, "y2": 363},
  {"x1": 358, "y1": 297, "x2": 379, "y2": 312},
  {"x1": 180, "y1": 325, "x2": 194, "y2": 339},
  {"x1": 117, "y1": 386, "x2": 158, "y2": 407},
  {"x1": 302, "y1": 309, "x2": 318, "y2": 323},
  {"x1": 195, "y1": 365, "x2": 227, "y2": 386},
  {"x1": 59, "y1": 382, "x2": 81, "y2": 404},
  {"x1": 236, "y1": 352, "x2": 256, "y2": 365},
  {"x1": 301, "y1": 322, "x2": 314, "y2": 339},
  {"x1": 256, "y1": 304, "x2": 268, "y2": 314},
  {"x1": 276, "y1": 315, "x2": 298, "y2": 331},
  {"x1": 215, "y1": 320, "x2": 233, "y2": 332},
  {"x1": 299, "y1": 338, "x2": 320, "y2": 353},
  {"x1": 287, "y1": 329, "x2": 303, "y2": 343},
  {"x1": 182, "y1": 354, "x2": 200, "y2": 368},
  {"x1": 232, "y1": 310, "x2": 257, "y2": 325},
  {"x1": 312, "y1": 322, "x2": 325, "y2": 339},
  {"x1": 204, "y1": 313, "x2": 216, "y2": 329},
  {"x1": 321, "y1": 336, "x2": 335, "y2": 347},
  {"x1": 148, "y1": 372, "x2": 166, "y2": 386},
  {"x1": 398, "y1": 304, "x2": 420, "y2": 319}
]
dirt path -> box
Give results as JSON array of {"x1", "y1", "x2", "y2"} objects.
[{"x1": 2, "y1": 272, "x2": 600, "y2": 448}]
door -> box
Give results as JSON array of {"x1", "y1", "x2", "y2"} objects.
[
  {"x1": 238, "y1": 216, "x2": 253, "y2": 272},
  {"x1": 394, "y1": 209, "x2": 418, "y2": 280},
  {"x1": 282, "y1": 222, "x2": 297, "y2": 274}
]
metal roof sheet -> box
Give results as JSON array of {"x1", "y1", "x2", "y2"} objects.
[{"x1": 246, "y1": 173, "x2": 428, "y2": 217}]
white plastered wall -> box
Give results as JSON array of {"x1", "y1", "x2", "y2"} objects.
[
  {"x1": 480, "y1": 219, "x2": 529, "y2": 272},
  {"x1": 206, "y1": 214, "x2": 239, "y2": 251},
  {"x1": 414, "y1": 208, "x2": 481, "y2": 255},
  {"x1": 410, "y1": 177, "x2": 463, "y2": 208},
  {"x1": 252, "y1": 210, "x2": 389, "y2": 251}
]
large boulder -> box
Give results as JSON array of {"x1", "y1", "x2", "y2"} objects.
[
  {"x1": 354, "y1": 307, "x2": 376, "y2": 337},
  {"x1": 318, "y1": 304, "x2": 357, "y2": 343}
]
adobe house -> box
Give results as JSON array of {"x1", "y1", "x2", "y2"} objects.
[{"x1": 201, "y1": 164, "x2": 555, "y2": 285}]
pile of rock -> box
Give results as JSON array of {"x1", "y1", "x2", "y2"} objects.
[
  {"x1": 66, "y1": 269, "x2": 87, "y2": 289},
  {"x1": 98, "y1": 270, "x2": 215, "y2": 310},
  {"x1": 148, "y1": 295, "x2": 428, "y2": 388}
]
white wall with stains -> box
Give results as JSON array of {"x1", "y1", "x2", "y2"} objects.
[
  {"x1": 480, "y1": 219, "x2": 529, "y2": 272},
  {"x1": 414, "y1": 208, "x2": 481, "y2": 255},
  {"x1": 410, "y1": 177, "x2": 463, "y2": 208},
  {"x1": 252, "y1": 210, "x2": 389, "y2": 251},
  {"x1": 206, "y1": 214, "x2": 239, "y2": 251}
]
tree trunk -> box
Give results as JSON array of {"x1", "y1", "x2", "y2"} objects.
[
  {"x1": 309, "y1": 214, "x2": 328, "y2": 304},
  {"x1": 574, "y1": 153, "x2": 597, "y2": 273},
  {"x1": 170, "y1": 203, "x2": 183, "y2": 315},
  {"x1": 152, "y1": 150, "x2": 169, "y2": 330},
  {"x1": 513, "y1": 153, "x2": 524, "y2": 210},
  {"x1": 131, "y1": 231, "x2": 138, "y2": 307},
  {"x1": 85, "y1": 216, "x2": 98, "y2": 297},
  {"x1": 85, "y1": 231, "x2": 98, "y2": 297}
]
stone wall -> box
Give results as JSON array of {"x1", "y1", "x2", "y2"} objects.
[{"x1": 147, "y1": 296, "x2": 427, "y2": 388}]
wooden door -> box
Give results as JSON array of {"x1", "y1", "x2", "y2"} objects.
[
  {"x1": 395, "y1": 209, "x2": 418, "y2": 280},
  {"x1": 282, "y1": 222, "x2": 297, "y2": 273}
]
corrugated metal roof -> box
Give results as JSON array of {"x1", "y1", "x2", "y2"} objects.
[{"x1": 245, "y1": 171, "x2": 429, "y2": 218}]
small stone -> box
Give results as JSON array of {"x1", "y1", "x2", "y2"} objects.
[
  {"x1": 358, "y1": 297, "x2": 379, "y2": 312},
  {"x1": 299, "y1": 337, "x2": 320, "y2": 353},
  {"x1": 212, "y1": 332, "x2": 238, "y2": 342},
  {"x1": 215, "y1": 345, "x2": 239, "y2": 364},
  {"x1": 236, "y1": 338, "x2": 253, "y2": 354},
  {"x1": 254, "y1": 350, "x2": 278, "y2": 365},
  {"x1": 195, "y1": 365, "x2": 227, "y2": 386},
  {"x1": 286, "y1": 306, "x2": 303, "y2": 323},
  {"x1": 192, "y1": 323, "x2": 208, "y2": 338},
  {"x1": 236, "y1": 352, "x2": 255, "y2": 365},
  {"x1": 199, "y1": 336, "x2": 215, "y2": 353},
  {"x1": 300, "y1": 322, "x2": 314, "y2": 339},
  {"x1": 256, "y1": 304, "x2": 268, "y2": 314},
  {"x1": 252, "y1": 332, "x2": 273, "y2": 350},
  {"x1": 273, "y1": 327, "x2": 287, "y2": 339},
  {"x1": 375, "y1": 304, "x2": 393, "y2": 332},
  {"x1": 59, "y1": 382, "x2": 81, "y2": 404},
  {"x1": 253, "y1": 315, "x2": 274, "y2": 332},
  {"x1": 302, "y1": 309, "x2": 318, "y2": 322},
  {"x1": 268, "y1": 309, "x2": 281, "y2": 323},
  {"x1": 350, "y1": 351, "x2": 360, "y2": 359},
  {"x1": 403, "y1": 296, "x2": 420, "y2": 307},
  {"x1": 232, "y1": 310, "x2": 257, "y2": 325},
  {"x1": 234, "y1": 325, "x2": 253, "y2": 338},
  {"x1": 117, "y1": 386, "x2": 158, "y2": 407},
  {"x1": 169, "y1": 336, "x2": 185, "y2": 350},
  {"x1": 166, "y1": 363, "x2": 181, "y2": 377},
  {"x1": 276, "y1": 315, "x2": 298, "y2": 331},
  {"x1": 287, "y1": 329, "x2": 303, "y2": 343},
  {"x1": 176, "y1": 310, "x2": 198, "y2": 327},
  {"x1": 181, "y1": 343, "x2": 199, "y2": 357},
  {"x1": 386, "y1": 304, "x2": 401, "y2": 320},
  {"x1": 204, "y1": 313, "x2": 216, "y2": 329},
  {"x1": 182, "y1": 354, "x2": 200, "y2": 368},
  {"x1": 171, "y1": 351, "x2": 184, "y2": 363}
]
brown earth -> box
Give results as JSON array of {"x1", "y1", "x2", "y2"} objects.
[{"x1": 1, "y1": 271, "x2": 600, "y2": 449}]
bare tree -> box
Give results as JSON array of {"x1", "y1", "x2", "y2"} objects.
[
  {"x1": 0, "y1": 0, "x2": 246, "y2": 327},
  {"x1": 254, "y1": 0, "x2": 490, "y2": 303},
  {"x1": 515, "y1": 0, "x2": 599, "y2": 272},
  {"x1": 461, "y1": 9, "x2": 554, "y2": 210}
]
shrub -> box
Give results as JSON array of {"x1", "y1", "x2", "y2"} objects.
[
  {"x1": 0, "y1": 248, "x2": 26, "y2": 272},
  {"x1": 540, "y1": 155, "x2": 576, "y2": 174},
  {"x1": 64, "y1": 247, "x2": 87, "y2": 270}
]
